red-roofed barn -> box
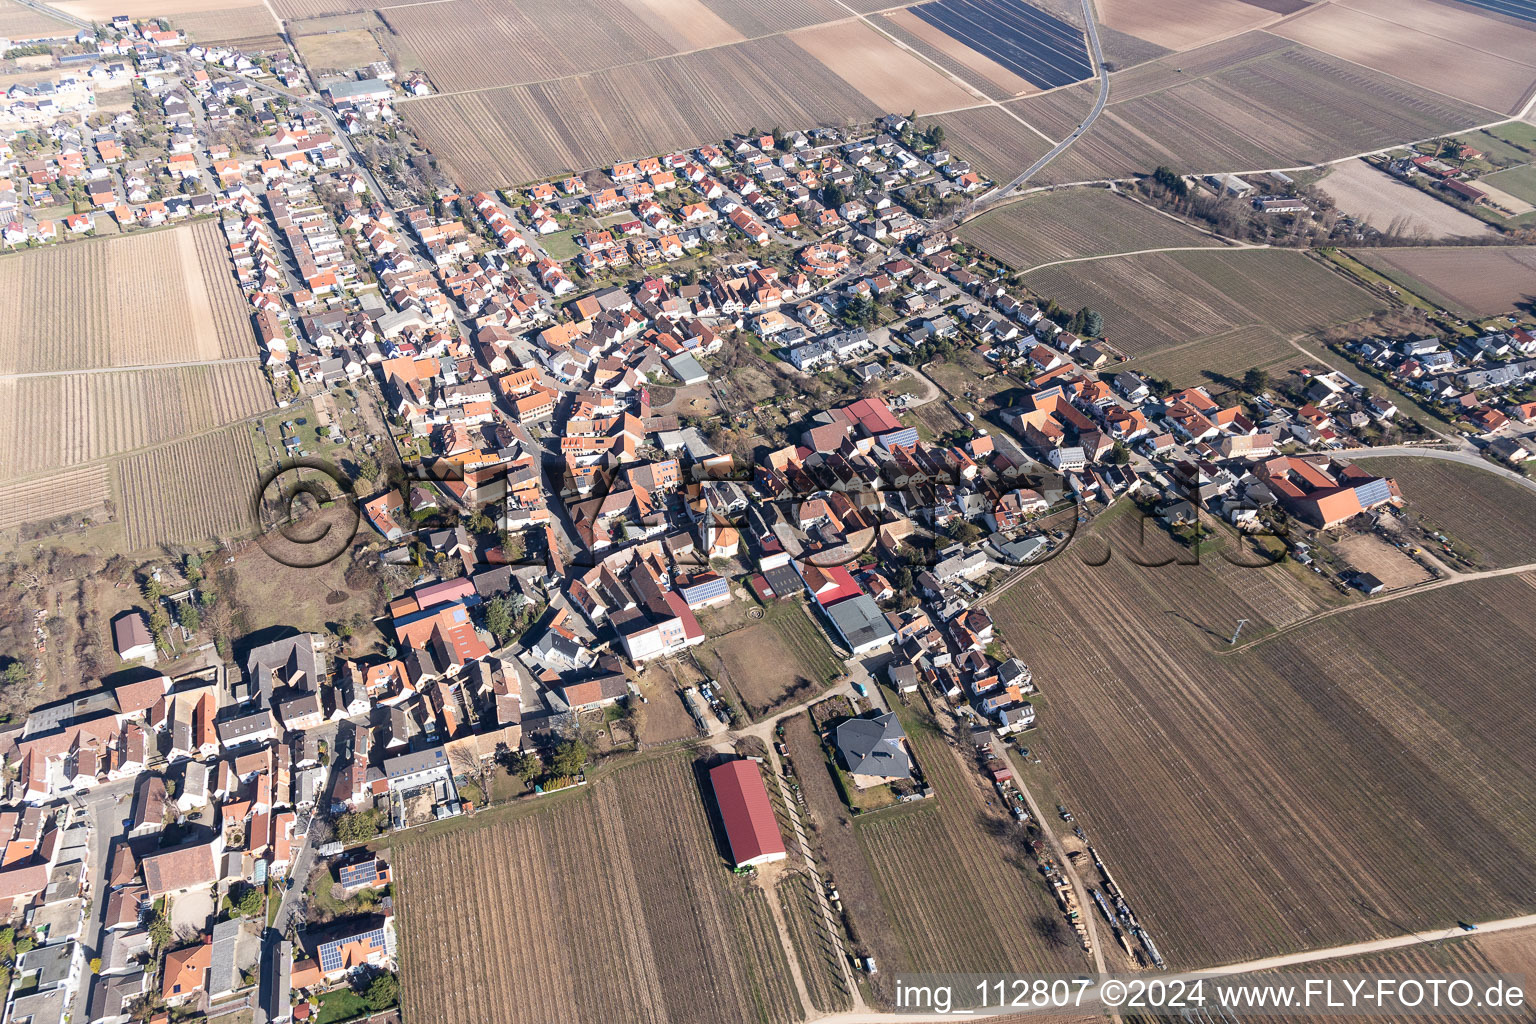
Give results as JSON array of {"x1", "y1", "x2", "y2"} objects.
[{"x1": 709, "y1": 759, "x2": 787, "y2": 869}]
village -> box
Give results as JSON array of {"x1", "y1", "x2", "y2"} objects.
[{"x1": 8, "y1": 7, "x2": 1536, "y2": 1024}]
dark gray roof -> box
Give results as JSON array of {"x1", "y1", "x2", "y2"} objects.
[{"x1": 834, "y1": 712, "x2": 910, "y2": 779}]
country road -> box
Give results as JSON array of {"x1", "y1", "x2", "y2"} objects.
[
  {"x1": 970, "y1": 0, "x2": 1109, "y2": 209},
  {"x1": 1194, "y1": 914, "x2": 1536, "y2": 976},
  {"x1": 1342, "y1": 445, "x2": 1536, "y2": 495}
]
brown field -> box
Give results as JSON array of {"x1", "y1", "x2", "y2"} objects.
[
  {"x1": 696, "y1": 0, "x2": 845, "y2": 36},
  {"x1": 1130, "y1": 324, "x2": 1314, "y2": 390},
  {"x1": 881, "y1": 8, "x2": 1035, "y2": 99},
  {"x1": 167, "y1": 4, "x2": 279, "y2": 42},
  {"x1": 292, "y1": 26, "x2": 386, "y2": 71},
  {"x1": 1330, "y1": 530, "x2": 1431, "y2": 589},
  {"x1": 788, "y1": 19, "x2": 981, "y2": 112},
  {"x1": 782, "y1": 709, "x2": 1087, "y2": 1009},
  {"x1": 0, "y1": 221, "x2": 255, "y2": 374},
  {"x1": 1007, "y1": 32, "x2": 1498, "y2": 183},
  {"x1": 923, "y1": 105, "x2": 1053, "y2": 183},
  {"x1": 402, "y1": 34, "x2": 878, "y2": 188},
  {"x1": 0, "y1": 465, "x2": 112, "y2": 532},
  {"x1": 775, "y1": 871, "x2": 851, "y2": 1015},
  {"x1": 855, "y1": 706, "x2": 1092, "y2": 983},
  {"x1": 48, "y1": 0, "x2": 246, "y2": 17},
  {"x1": 1095, "y1": 0, "x2": 1289, "y2": 51},
  {"x1": 988, "y1": 506, "x2": 1536, "y2": 969},
  {"x1": 959, "y1": 187, "x2": 1220, "y2": 272},
  {"x1": 1352, "y1": 457, "x2": 1536, "y2": 569},
  {"x1": 0, "y1": 0, "x2": 74, "y2": 38},
  {"x1": 117, "y1": 427, "x2": 258, "y2": 553},
  {"x1": 617, "y1": 0, "x2": 744, "y2": 48},
  {"x1": 699, "y1": 600, "x2": 843, "y2": 718},
  {"x1": 380, "y1": 0, "x2": 679, "y2": 94},
  {"x1": 0, "y1": 362, "x2": 272, "y2": 479},
  {"x1": 1272, "y1": 0, "x2": 1536, "y2": 115},
  {"x1": 392, "y1": 754, "x2": 803, "y2": 1024},
  {"x1": 1183, "y1": 934, "x2": 1536, "y2": 1024},
  {"x1": 1021, "y1": 248, "x2": 1386, "y2": 355},
  {"x1": 1316, "y1": 159, "x2": 1496, "y2": 240},
  {"x1": 1346, "y1": 246, "x2": 1536, "y2": 317},
  {"x1": 270, "y1": 0, "x2": 373, "y2": 19}
]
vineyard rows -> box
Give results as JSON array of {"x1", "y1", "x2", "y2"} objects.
[
  {"x1": 988, "y1": 509, "x2": 1536, "y2": 969},
  {"x1": 394, "y1": 755, "x2": 804, "y2": 1024},
  {"x1": 0, "y1": 465, "x2": 112, "y2": 531},
  {"x1": 117, "y1": 428, "x2": 258, "y2": 552},
  {"x1": 0, "y1": 221, "x2": 255, "y2": 374},
  {"x1": 0, "y1": 362, "x2": 272, "y2": 479}
]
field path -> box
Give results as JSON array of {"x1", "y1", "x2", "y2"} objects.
[
  {"x1": 1221, "y1": 561, "x2": 1536, "y2": 657},
  {"x1": 762, "y1": 742, "x2": 865, "y2": 1011},
  {"x1": 0, "y1": 356, "x2": 260, "y2": 381},
  {"x1": 1013, "y1": 242, "x2": 1264, "y2": 275},
  {"x1": 175, "y1": 226, "x2": 225, "y2": 362},
  {"x1": 1193, "y1": 915, "x2": 1536, "y2": 976}
]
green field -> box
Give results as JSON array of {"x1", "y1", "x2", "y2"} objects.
[{"x1": 1484, "y1": 163, "x2": 1536, "y2": 206}]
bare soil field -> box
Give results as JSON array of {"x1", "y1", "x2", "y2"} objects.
[
  {"x1": 0, "y1": 362, "x2": 272, "y2": 479},
  {"x1": 855, "y1": 704, "x2": 1092, "y2": 986},
  {"x1": 959, "y1": 188, "x2": 1220, "y2": 271},
  {"x1": 0, "y1": 0, "x2": 74, "y2": 38},
  {"x1": 1352, "y1": 456, "x2": 1536, "y2": 569},
  {"x1": 1021, "y1": 248, "x2": 1386, "y2": 355},
  {"x1": 617, "y1": 0, "x2": 744, "y2": 49},
  {"x1": 881, "y1": 8, "x2": 1035, "y2": 99},
  {"x1": 1346, "y1": 246, "x2": 1536, "y2": 317},
  {"x1": 48, "y1": 0, "x2": 246, "y2": 17},
  {"x1": 380, "y1": 0, "x2": 679, "y2": 94},
  {"x1": 168, "y1": 5, "x2": 279, "y2": 42},
  {"x1": 0, "y1": 221, "x2": 254, "y2": 374},
  {"x1": 788, "y1": 19, "x2": 981, "y2": 112},
  {"x1": 1272, "y1": 0, "x2": 1536, "y2": 114},
  {"x1": 1316, "y1": 159, "x2": 1497, "y2": 240},
  {"x1": 1095, "y1": 0, "x2": 1288, "y2": 51},
  {"x1": 699, "y1": 600, "x2": 842, "y2": 718},
  {"x1": 0, "y1": 465, "x2": 112, "y2": 532},
  {"x1": 923, "y1": 105, "x2": 1053, "y2": 183},
  {"x1": 392, "y1": 754, "x2": 803, "y2": 1024},
  {"x1": 1131, "y1": 324, "x2": 1312, "y2": 391},
  {"x1": 292, "y1": 26, "x2": 386, "y2": 71},
  {"x1": 988, "y1": 507, "x2": 1536, "y2": 969},
  {"x1": 697, "y1": 0, "x2": 845, "y2": 36},
  {"x1": 1007, "y1": 32, "x2": 1498, "y2": 184},
  {"x1": 402, "y1": 34, "x2": 878, "y2": 188},
  {"x1": 117, "y1": 427, "x2": 258, "y2": 553},
  {"x1": 1330, "y1": 531, "x2": 1431, "y2": 589},
  {"x1": 270, "y1": 0, "x2": 373, "y2": 19}
]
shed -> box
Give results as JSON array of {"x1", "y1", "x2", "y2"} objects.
[{"x1": 708, "y1": 759, "x2": 786, "y2": 869}]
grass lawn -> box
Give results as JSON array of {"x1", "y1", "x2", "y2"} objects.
[
  {"x1": 1483, "y1": 163, "x2": 1536, "y2": 206},
  {"x1": 539, "y1": 229, "x2": 580, "y2": 260},
  {"x1": 316, "y1": 988, "x2": 368, "y2": 1024}
]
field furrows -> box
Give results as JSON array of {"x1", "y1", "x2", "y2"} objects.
[
  {"x1": 1021, "y1": 250, "x2": 1384, "y2": 355},
  {"x1": 961, "y1": 188, "x2": 1219, "y2": 270},
  {"x1": 394, "y1": 755, "x2": 803, "y2": 1024},
  {"x1": 777, "y1": 872, "x2": 851, "y2": 1013},
  {"x1": 116, "y1": 427, "x2": 257, "y2": 552},
  {"x1": 0, "y1": 363, "x2": 271, "y2": 479},
  {"x1": 989, "y1": 510, "x2": 1536, "y2": 969},
  {"x1": 403, "y1": 34, "x2": 877, "y2": 188},
  {"x1": 0, "y1": 465, "x2": 112, "y2": 531},
  {"x1": 0, "y1": 222, "x2": 255, "y2": 373}
]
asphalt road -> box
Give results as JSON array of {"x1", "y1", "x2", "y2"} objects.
[{"x1": 973, "y1": 0, "x2": 1110, "y2": 207}]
